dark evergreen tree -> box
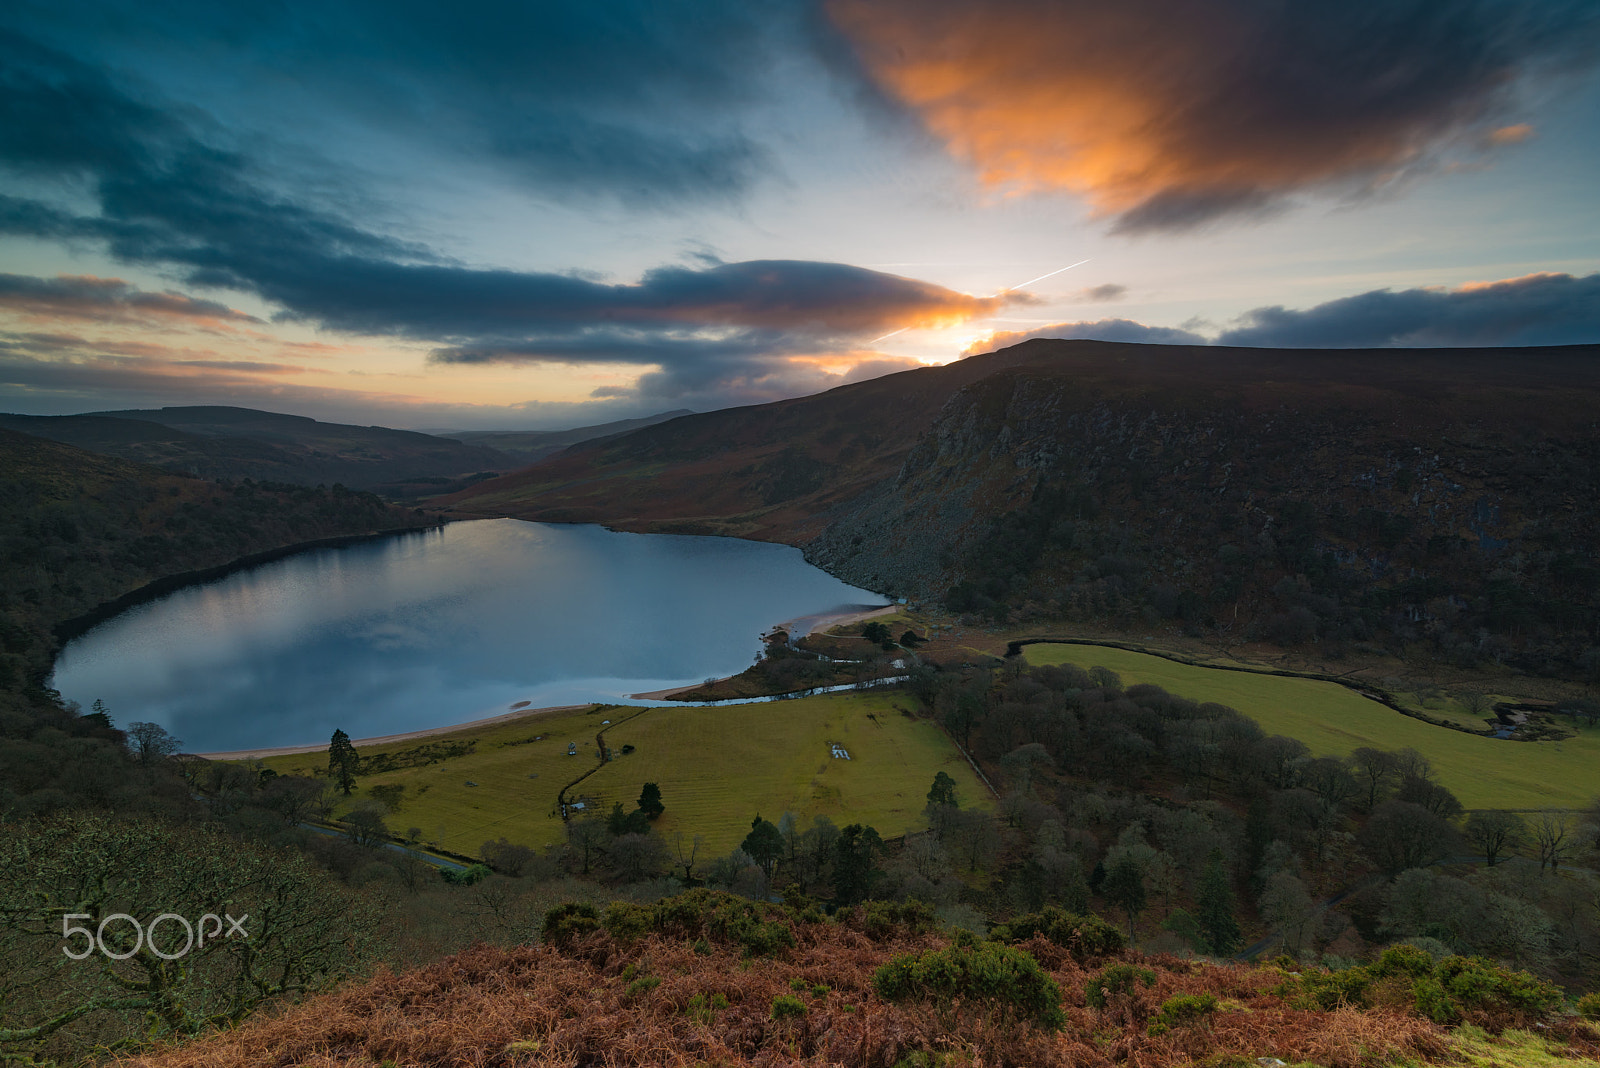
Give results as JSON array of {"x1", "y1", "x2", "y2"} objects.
[
  {"x1": 741, "y1": 815, "x2": 785, "y2": 879},
  {"x1": 327, "y1": 728, "x2": 359, "y2": 795},
  {"x1": 608, "y1": 801, "x2": 649, "y2": 837},
  {"x1": 832, "y1": 823, "x2": 883, "y2": 904},
  {"x1": 637, "y1": 782, "x2": 665, "y2": 820},
  {"x1": 1195, "y1": 850, "x2": 1242, "y2": 956},
  {"x1": 1102, "y1": 854, "x2": 1147, "y2": 946},
  {"x1": 926, "y1": 770, "x2": 958, "y2": 808}
]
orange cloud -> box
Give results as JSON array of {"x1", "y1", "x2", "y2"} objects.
[
  {"x1": 1487, "y1": 123, "x2": 1534, "y2": 145},
  {"x1": 827, "y1": 0, "x2": 1582, "y2": 231}
]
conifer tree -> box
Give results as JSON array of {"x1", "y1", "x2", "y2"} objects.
[
  {"x1": 328, "y1": 728, "x2": 359, "y2": 795},
  {"x1": 637, "y1": 782, "x2": 665, "y2": 820},
  {"x1": 1195, "y1": 849, "x2": 1242, "y2": 956}
]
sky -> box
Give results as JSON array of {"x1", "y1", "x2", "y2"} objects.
[{"x1": 2, "y1": 0, "x2": 1598, "y2": 430}]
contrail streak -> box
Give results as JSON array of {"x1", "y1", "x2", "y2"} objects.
[
  {"x1": 1002, "y1": 258, "x2": 1090, "y2": 293},
  {"x1": 870, "y1": 258, "x2": 1089, "y2": 345}
]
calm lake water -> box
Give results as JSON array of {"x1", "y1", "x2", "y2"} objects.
[{"x1": 52, "y1": 519, "x2": 886, "y2": 753}]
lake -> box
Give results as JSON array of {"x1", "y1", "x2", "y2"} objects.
[{"x1": 51, "y1": 519, "x2": 886, "y2": 753}]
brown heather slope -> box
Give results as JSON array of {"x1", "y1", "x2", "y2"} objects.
[
  {"x1": 121, "y1": 924, "x2": 1481, "y2": 1068},
  {"x1": 444, "y1": 340, "x2": 1600, "y2": 678}
]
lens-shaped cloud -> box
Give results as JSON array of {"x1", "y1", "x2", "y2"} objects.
[
  {"x1": 965, "y1": 318, "x2": 1208, "y2": 355},
  {"x1": 0, "y1": 273, "x2": 261, "y2": 325},
  {"x1": 827, "y1": 0, "x2": 1600, "y2": 231},
  {"x1": 1218, "y1": 271, "x2": 1600, "y2": 347}
]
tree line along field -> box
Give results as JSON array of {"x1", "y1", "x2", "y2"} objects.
[
  {"x1": 257, "y1": 691, "x2": 990, "y2": 857},
  {"x1": 1021, "y1": 644, "x2": 1598, "y2": 810}
]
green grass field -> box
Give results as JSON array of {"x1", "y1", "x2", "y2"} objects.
[
  {"x1": 1021, "y1": 643, "x2": 1599, "y2": 811},
  {"x1": 260, "y1": 692, "x2": 988, "y2": 858},
  {"x1": 262, "y1": 705, "x2": 614, "y2": 856},
  {"x1": 582, "y1": 690, "x2": 988, "y2": 855}
]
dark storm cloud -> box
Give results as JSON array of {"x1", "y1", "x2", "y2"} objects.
[
  {"x1": 431, "y1": 329, "x2": 813, "y2": 367},
  {"x1": 826, "y1": 0, "x2": 1600, "y2": 231},
  {"x1": 0, "y1": 30, "x2": 1009, "y2": 378},
  {"x1": 1218, "y1": 272, "x2": 1600, "y2": 347},
  {"x1": 6, "y1": 0, "x2": 798, "y2": 206},
  {"x1": 0, "y1": 272, "x2": 260, "y2": 323}
]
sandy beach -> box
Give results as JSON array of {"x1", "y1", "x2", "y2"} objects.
[{"x1": 196, "y1": 703, "x2": 594, "y2": 760}]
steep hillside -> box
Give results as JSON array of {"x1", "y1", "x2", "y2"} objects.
[
  {"x1": 0, "y1": 406, "x2": 514, "y2": 492},
  {"x1": 439, "y1": 345, "x2": 1050, "y2": 540},
  {"x1": 446, "y1": 340, "x2": 1600, "y2": 676}
]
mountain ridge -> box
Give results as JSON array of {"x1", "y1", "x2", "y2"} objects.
[{"x1": 445, "y1": 339, "x2": 1600, "y2": 677}]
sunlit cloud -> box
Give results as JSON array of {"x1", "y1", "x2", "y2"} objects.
[{"x1": 827, "y1": 0, "x2": 1599, "y2": 231}]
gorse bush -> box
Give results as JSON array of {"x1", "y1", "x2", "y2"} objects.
[
  {"x1": 1085, "y1": 963, "x2": 1157, "y2": 1009},
  {"x1": 990, "y1": 906, "x2": 1125, "y2": 960},
  {"x1": 550, "y1": 889, "x2": 799, "y2": 957},
  {"x1": 771, "y1": 994, "x2": 807, "y2": 1020},
  {"x1": 845, "y1": 899, "x2": 942, "y2": 940},
  {"x1": 540, "y1": 902, "x2": 600, "y2": 946},
  {"x1": 1149, "y1": 993, "x2": 1218, "y2": 1035},
  {"x1": 1289, "y1": 944, "x2": 1562, "y2": 1027},
  {"x1": 873, "y1": 942, "x2": 1065, "y2": 1031}
]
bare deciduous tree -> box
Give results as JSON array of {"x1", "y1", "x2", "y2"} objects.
[{"x1": 1532, "y1": 812, "x2": 1572, "y2": 873}]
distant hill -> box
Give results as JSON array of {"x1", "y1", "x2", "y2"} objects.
[
  {"x1": 443, "y1": 409, "x2": 695, "y2": 463},
  {"x1": 0, "y1": 426, "x2": 435, "y2": 709},
  {"x1": 0, "y1": 406, "x2": 514, "y2": 493},
  {"x1": 443, "y1": 339, "x2": 1600, "y2": 678}
]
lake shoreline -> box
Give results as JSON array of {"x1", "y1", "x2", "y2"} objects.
[
  {"x1": 197, "y1": 701, "x2": 596, "y2": 760},
  {"x1": 53, "y1": 521, "x2": 454, "y2": 645},
  {"x1": 626, "y1": 603, "x2": 897, "y2": 699}
]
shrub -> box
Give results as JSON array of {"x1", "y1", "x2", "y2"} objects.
[
  {"x1": 601, "y1": 901, "x2": 654, "y2": 943},
  {"x1": 624, "y1": 975, "x2": 662, "y2": 999},
  {"x1": 1152, "y1": 993, "x2": 1218, "y2": 1032},
  {"x1": 873, "y1": 942, "x2": 1065, "y2": 1031},
  {"x1": 1369, "y1": 943, "x2": 1437, "y2": 980},
  {"x1": 771, "y1": 994, "x2": 807, "y2": 1020},
  {"x1": 1289, "y1": 947, "x2": 1562, "y2": 1027},
  {"x1": 1085, "y1": 964, "x2": 1157, "y2": 1009},
  {"x1": 1577, "y1": 992, "x2": 1600, "y2": 1020},
  {"x1": 851, "y1": 899, "x2": 941, "y2": 940},
  {"x1": 991, "y1": 906, "x2": 1125, "y2": 960},
  {"x1": 650, "y1": 888, "x2": 797, "y2": 955},
  {"x1": 686, "y1": 992, "x2": 729, "y2": 1024},
  {"x1": 1294, "y1": 967, "x2": 1373, "y2": 1010},
  {"x1": 541, "y1": 902, "x2": 600, "y2": 947},
  {"x1": 440, "y1": 862, "x2": 490, "y2": 886},
  {"x1": 1435, "y1": 955, "x2": 1562, "y2": 1022}
]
